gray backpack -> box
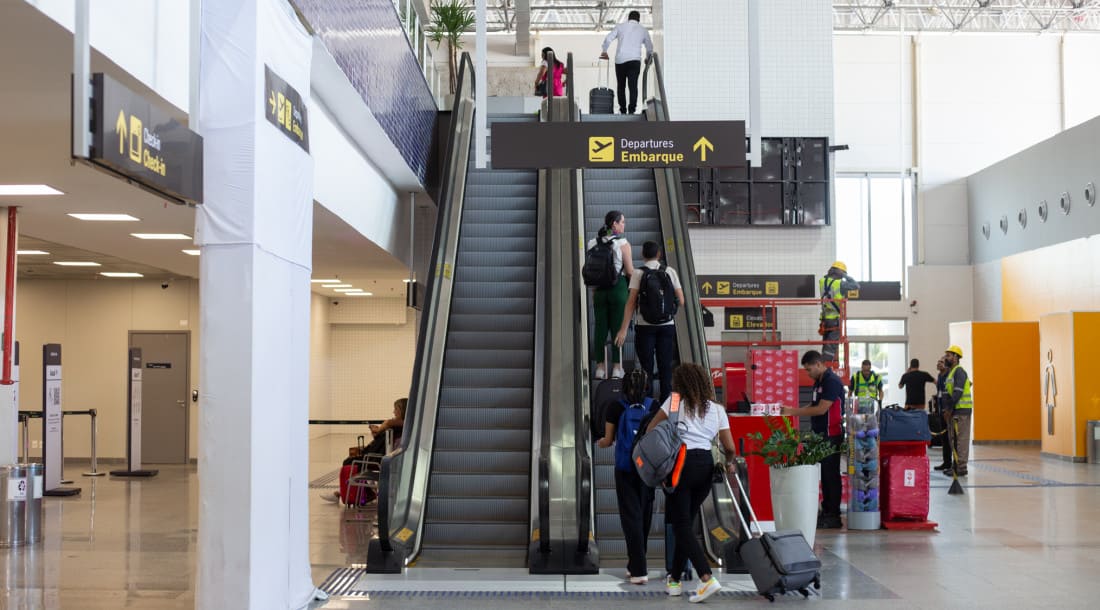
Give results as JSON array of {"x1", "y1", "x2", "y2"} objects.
[{"x1": 632, "y1": 393, "x2": 687, "y2": 490}]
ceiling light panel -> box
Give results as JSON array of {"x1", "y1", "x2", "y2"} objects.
[
  {"x1": 182, "y1": 249, "x2": 200, "y2": 256},
  {"x1": 310, "y1": 278, "x2": 339, "y2": 283},
  {"x1": 0, "y1": 185, "x2": 64, "y2": 196},
  {"x1": 100, "y1": 272, "x2": 144, "y2": 278},
  {"x1": 130, "y1": 233, "x2": 192, "y2": 240},
  {"x1": 322, "y1": 283, "x2": 352, "y2": 288},
  {"x1": 17, "y1": 250, "x2": 49, "y2": 255},
  {"x1": 53, "y1": 261, "x2": 101, "y2": 267},
  {"x1": 68, "y1": 213, "x2": 140, "y2": 221}
]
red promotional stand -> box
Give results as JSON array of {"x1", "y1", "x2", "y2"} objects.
[
  {"x1": 879, "y1": 441, "x2": 938, "y2": 530},
  {"x1": 729, "y1": 415, "x2": 798, "y2": 524}
]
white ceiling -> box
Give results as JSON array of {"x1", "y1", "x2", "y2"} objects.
[{"x1": 0, "y1": 1, "x2": 411, "y2": 299}]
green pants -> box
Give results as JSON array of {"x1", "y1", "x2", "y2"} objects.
[{"x1": 591, "y1": 275, "x2": 629, "y2": 364}]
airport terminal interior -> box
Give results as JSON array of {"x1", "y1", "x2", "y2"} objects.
[{"x1": 3, "y1": 0, "x2": 1100, "y2": 608}]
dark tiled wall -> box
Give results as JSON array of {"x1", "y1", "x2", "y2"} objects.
[{"x1": 294, "y1": 0, "x2": 437, "y2": 185}]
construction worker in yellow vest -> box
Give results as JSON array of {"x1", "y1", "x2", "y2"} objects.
[
  {"x1": 849, "y1": 359, "x2": 883, "y2": 413},
  {"x1": 942, "y1": 345, "x2": 973, "y2": 477},
  {"x1": 819, "y1": 261, "x2": 859, "y2": 362}
]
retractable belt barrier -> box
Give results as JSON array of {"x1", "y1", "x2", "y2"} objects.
[{"x1": 18, "y1": 408, "x2": 103, "y2": 477}]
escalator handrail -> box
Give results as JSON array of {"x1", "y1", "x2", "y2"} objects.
[
  {"x1": 375, "y1": 52, "x2": 476, "y2": 559},
  {"x1": 567, "y1": 51, "x2": 594, "y2": 554},
  {"x1": 533, "y1": 53, "x2": 555, "y2": 554}
]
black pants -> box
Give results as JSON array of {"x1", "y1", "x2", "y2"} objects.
[
  {"x1": 821, "y1": 318, "x2": 841, "y2": 362},
  {"x1": 941, "y1": 410, "x2": 954, "y2": 467},
  {"x1": 615, "y1": 60, "x2": 641, "y2": 114},
  {"x1": 635, "y1": 324, "x2": 676, "y2": 404},
  {"x1": 615, "y1": 468, "x2": 656, "y2": 577},
  {"x1": 666, "y1": 450, "x2": 713, "y2": 581},
  {"x1": 820, "y1": 435, "x2": 844, "y2": 518}
]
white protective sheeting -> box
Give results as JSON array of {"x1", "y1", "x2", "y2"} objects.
[{"x1": 196, "y1": 0, "x2": 315, "y2": 608}]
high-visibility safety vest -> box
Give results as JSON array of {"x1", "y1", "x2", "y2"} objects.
[
  {"x1": 945, "y1": 365, "x2": 973, "y2": 410},
  {"x1": 851, "y1": 372, "x2": 881, "y2": 400},
  {"x1": 820, "y1": 276, "x2": 843, "y2": 320}
]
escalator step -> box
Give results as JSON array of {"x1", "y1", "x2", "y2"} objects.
[
  {"x1": 584, "y1": 179, "x2": 658, "y2": 193},
  {"x1": 442, "y1": 348, "x2": 532, "y2": 370},
  {"x1": 458, "y1": 236, "x2": 534, "y2": 252},
  {"x1": 448, "y1": 330, "x2": 533, "y2": 350},
  {"x1": 456, "y1": 251, "x2": 535, "y2": 268},
  {"x1": 450, "y1": 267, "x2": 533, "y2": 284},
  {"x1": 422, "y1": 523, "x2": 529, "y2": 548},
  {"x1": 432, "y1": 449, "x2": 530, "y2": 474},
  {"x1": 435, "y1": 428, "x2": 532, "y2": 452},
  {"x1": 442, "y1": 367, "x2": 532, "y2": 389},
  {"x1": 437, "y1": 406, "x2": 532, "y2": 429},
  {"x1": 449, "y1": 313, "x2": 534, "y2": 332},
  {"x1": 450, "y1": 297, "x2": 535, "y2": 316},
  {"x1": 465, "y1": 184, "x2": 538, "y2": 198},
  {"x1": 439, "y1": 386, "x2": 533, "y2": 407},
  {"x1": 429, "y1": 472, "x2": 529, "y2": 497},
  {"x1": 585, "y1": 168, "x2": 652, "y2": 180},
  {"x1": 462, "y1": 222, "x2": 537, "y2": 239},
  {"x1": 425, "y1": 496, "x2": 529, "y2": 523},
  {"x1": 452, "y1": 281, "x2": 535, "y2": 299}
]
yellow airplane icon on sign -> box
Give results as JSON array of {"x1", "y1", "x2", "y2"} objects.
[{"x1": 589, "y1": 137, "x2": 614, "y2": 162}]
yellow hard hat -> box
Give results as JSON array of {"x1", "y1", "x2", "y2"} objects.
[
  {"x1": 830, "y1": 261, "x2": 847, "y2": 273},
  {"x1": 945, "y1": 345, "x2": 964, "y2": 358}
]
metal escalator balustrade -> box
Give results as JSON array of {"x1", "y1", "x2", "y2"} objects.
[{"x1": 418, "y1": 114, "x2": 540, "y2": 566}]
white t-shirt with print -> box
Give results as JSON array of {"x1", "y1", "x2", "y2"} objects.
[
  {"x1": 660, "y1": 396, "x2": 729, "y2": 450},
  {"x1": 586, "y1": 234, "x2": 628, "y2": 275},
  {"x1": 628, "y1": 260, "x2": 682, "y2": 326}
]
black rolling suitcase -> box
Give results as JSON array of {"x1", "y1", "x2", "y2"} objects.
[
  {"x1": 731, "y1": 469, "x2": 821, "y2": 601},
  {"x1": 589, "y1": 59, "x2": 615, "y2": 114}
]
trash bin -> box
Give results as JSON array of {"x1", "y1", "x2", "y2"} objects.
[
  {"x1": 0, "y1": 464, "x2": 29, "y2": 547},
  {"x1": 24, "y1": 463, "x2": 43, "y2": 543},
  {"x1": 1088, "y1": 421, "x2": 1100, "y2": 465}
]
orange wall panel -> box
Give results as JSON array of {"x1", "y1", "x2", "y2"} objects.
[
  {"x1": 972, "y1": 322, "x2": 1040, "y2": 441},
  {"x1": 1071, "y1": 312, "x2": 1100, "y2": 458}
]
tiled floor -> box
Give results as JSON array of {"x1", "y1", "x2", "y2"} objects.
[{"x1": 4, "y1": 436, "x2": 1100, "y2": 608}]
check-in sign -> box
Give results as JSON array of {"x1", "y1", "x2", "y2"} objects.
[
  {"x1": 88, "y1": 73, "x2": 203, "y2": 203},
  {"x1": 491, "y1": 121, "x2": 745, "y2": 169}
]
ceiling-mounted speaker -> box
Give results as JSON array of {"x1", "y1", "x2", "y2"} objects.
[
  {"x1": 999, "y1": 215, "x2": 1009, "y2": 234},
  {"x1": 1086, "y1": 182, "x2": 1096, "y2": 207},
  {"x1": 981, "y1": 222, "x2": 991, "y2": 240},
  {"x1": 1059, "y1": 192, "x2": 1071, "y2": 215},
  {"x1": 1018, "y1": 208, "x2": 1027, "y2": 228},
  {"x1": 1038, "y1": 200, "x2": 1049, "y2": 222}
]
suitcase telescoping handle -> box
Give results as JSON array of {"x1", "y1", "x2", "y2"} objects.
[
  {"x1": 357, "y1": 435, "x2": 366, "y2": 450},
  {"x1": 598, "y1": 57, "x2": 610, "y2": 89},
  {"x1": 731, "y1": 466, "x2": 766, "y2": 539}
]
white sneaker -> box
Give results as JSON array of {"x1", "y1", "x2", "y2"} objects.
[
  {"x1": 320, "y1": 491, "x2": 340, "y2": 503},
  {"x1": 689, "y1": 577, "x2": 722, "y2": 603},
  {"x1": 629, "y1": 575, "x2": 648, "y2": 585},
  {"x1": 666, "y1": 575, "x2": 682, "y2": 597},
  {"x1": 594, "y1": 364, "x2": 606, "y2": 380},
  {"x1": 612, "y1": 365, "x2": 625, "y2": 379}
]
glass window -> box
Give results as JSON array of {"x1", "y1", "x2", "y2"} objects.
[
  {"x1": 847, "y1": 319, "x2": 906, "y2": 336},
  {"x1": 835, "y1": 173, "x2": 915, "y2": 285},
  {"x1": 848, "y1": 341, "x2": 908, "y2": 406}
]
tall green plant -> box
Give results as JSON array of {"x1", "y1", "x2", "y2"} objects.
[
  {"x1": 746, "y1": 416, "x2": 840, "y2": 468},
  {"x1": 427, "y1": 0, "x2": 475, "y2": 94}
]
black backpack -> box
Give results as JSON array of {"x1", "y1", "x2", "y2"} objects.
[
  {"x1": 637, "y1": 264, "x2": 678, "y2": 324},
  {"x1": 583, "y1": 236, "x2": 619, "y2": 289}
]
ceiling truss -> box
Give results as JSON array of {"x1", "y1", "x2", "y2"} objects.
[{"x1": 469, "y1": 1, "x2": 1100, "y2": 33}]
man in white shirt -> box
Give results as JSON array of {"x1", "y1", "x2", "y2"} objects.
[
  {"x1": 614, "y1": 241, "x2": 684, "y2": 403},
  {"x1": 600, "y1": 10, "x2": 654, "y2": 115}
]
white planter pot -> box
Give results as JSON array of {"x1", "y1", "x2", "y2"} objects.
[{"x1": 770, "y1": 464, "x2": 821, "y2": 547}]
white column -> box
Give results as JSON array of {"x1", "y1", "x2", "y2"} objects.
[{"x1": 196, "y1": 1, "x2": 316, "y2": 608}]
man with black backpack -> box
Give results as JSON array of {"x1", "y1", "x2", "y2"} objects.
[{"x1": 615, "y1": 241, "x2": 684, "y2": 403}]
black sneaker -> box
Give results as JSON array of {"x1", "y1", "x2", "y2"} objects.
[
  {"x1": 817, "y1": 515, "x2": 843, "y2": 529},
  {"x1": 933, "y1": 463, "x2": 950, "y2": 471}
]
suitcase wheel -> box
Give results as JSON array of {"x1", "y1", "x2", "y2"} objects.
[
  {"x1": 813, "y1": 575, "x2": 821, "y2": 589},
  {"x1": 764, "y1": 594, "x2": 775, "y2": 603},
  {"x1": 799, "y1": 588, "x2": 810, "y2": 598}
]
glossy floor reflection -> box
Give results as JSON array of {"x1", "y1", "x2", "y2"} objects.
[{"x1": 2, "y1": 440, "x2": 1099, "y2": 608}]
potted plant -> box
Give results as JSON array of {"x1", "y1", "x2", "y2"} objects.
[
  {"x1": 747, "y1": 416, "x2": 840, "y2": 546},
  {"x1": 427, "y1": 0, "x2": 476, "y2": 95}
]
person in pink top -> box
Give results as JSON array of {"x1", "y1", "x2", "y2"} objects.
[{"x1": 535, "y1": 46, "x2": 566, "y2": 97}]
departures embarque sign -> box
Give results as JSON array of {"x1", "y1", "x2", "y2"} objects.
[
  {"x1": 491, "y1": 121, "x2": 745, "y2": 169},
  {"x1": 88, "y1": 73, "x2": 203, "y2": 204}
]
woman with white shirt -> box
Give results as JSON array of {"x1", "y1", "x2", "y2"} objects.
[
  {"x1": 645, "y1": 363, "x2": 737, "y2": 603},
  {"x1": 588, "y1": 210, "x2": 634, "y2": 379}
]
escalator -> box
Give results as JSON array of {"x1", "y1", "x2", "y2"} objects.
[
  {"x1": 368, "y1": 56, "x2": 545, "y2": 572},
  {"x1": 584, "y1": 55, "x2": 745, "y2": 572}
]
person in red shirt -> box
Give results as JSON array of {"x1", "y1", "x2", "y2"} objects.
[{"x1": 781, "y1": 350, "x2": 845, "y2": 529}]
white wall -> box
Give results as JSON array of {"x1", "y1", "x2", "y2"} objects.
[
  {"x1": 16, "y1": 278, "x2": 200, "y2": 461},
  {"x1": 311, "y1": 101, "x2": 411, "y2": 267},
  {"x1": 309, "y1": 291, "x2": 332, "y2": 439},
  {"x1": 26, "y1": 0, "x2": 191, "y2": 112},
  {"x1": 326, "y1": 297, "x2": 416, "y2": 420}
]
